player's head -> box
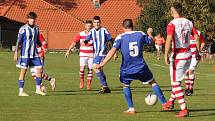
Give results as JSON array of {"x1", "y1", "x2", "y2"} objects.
[
  {"x1": 85, "y1": 20, "x2": 93, "y2": 32},
  {"x1": 93, "y1": 16, "x2": 101, "y2": 29},
  {"x1": 171, "y1": 2, "x2": 182, "y2": 17},
  {"x1": 122, "y1": 19, "x2": 133, "y2": 31},
  {"x1": 27, "y1": 12, "x2": 37, "y2": 25}
]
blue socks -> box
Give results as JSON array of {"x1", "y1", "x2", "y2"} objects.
[
  {"x1": 18, "y1": 80, "x2": 24, "y2": 88},
  {"x1": 35, "y1": 77, "x2": 42, "y2": 86},
  {"x1": 96, "y1": 71, "x2": 107, "y2": 86},
  {"x1": 123, "y1": 86, "x2": 134, "y2": 108},
  {"x1": 152, "y1": 84, "x2": 167, "y2": 104}
]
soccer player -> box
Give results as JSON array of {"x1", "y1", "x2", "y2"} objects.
[
  {"x1": 154, "y1": 32, "x2": 165, "y2": 60},
  {"x1": 164, "y1": 3, "x2": 200, "y2": 117},
  {"x1": 184, "y1": 19, "x2": 205, "y2": 96},
  {"x1": 13, "y1": 12, "x2": 46, "y2": 96},
  {"x1": 85, "y1": 16, "x2": 112, "y2": 93},
  {"x1": 65, "y1": 20, "x2": 93, "y2": 90},
  {"x1": 30, "y1": 33, "x2": 56, "y2": 91},
  {"x1": 94, "y1": 19, "x2": 168, "y2": 114}
]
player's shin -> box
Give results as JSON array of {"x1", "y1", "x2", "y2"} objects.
[
  {"x1": 123, "y1": 85, "x2": 134, "y2": 109},
  {"x1": 151, "y1": 83, "x2": 167, "y2": 104},
  {"x1": 35, "y1": 77, "x2": 42, "y2": 92},
  {"x1": 96, "y1": 71, "x2": 107, "y2": 87},
  {"x1": 18, "y1": 80, "x2": 24, "y2": 93}
]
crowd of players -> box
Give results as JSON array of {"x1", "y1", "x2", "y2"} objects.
[{"x1": 13, "y1": 2, "x2": 209, "y2": 118}]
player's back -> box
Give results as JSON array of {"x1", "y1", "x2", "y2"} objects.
[{"x1": 115, "y1": 31, "x2": 152, "y2": 74}]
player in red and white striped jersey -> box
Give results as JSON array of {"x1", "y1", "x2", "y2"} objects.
[
  {"x1": 164, "y1": 2, "x2": 201, "y2": 117},
  {"x1": 30, "y1": 34, "x2": 56, "y2": 91},
  {"x1": 65, "y1": 20, "x2": 93, "y2": 90},
  {"x1": 184, "y1": 28, "x2": 205, "y2": 96}
]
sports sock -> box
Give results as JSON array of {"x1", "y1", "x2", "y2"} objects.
[
  {"x1": 42, "y1": 73, "x2": 52, "y2": 81},
  {"x1": 189, "y1": 73, "x2": 195, "y2": 90},
  {"x1": 35, "y1": 77, "x2": 42, "y2": 92},
  {"x1": 80, "y1": 67, "x2": 85, "y2": 81},
  {"x1": 123, "y1": 86, "x2": 134, "y2": 108},
  {"x1": 87, "y1": 69, "x2": 93, "y2": 84},
  {"x1": 169, "y1": 91, "x2": 176, "y2": 104},
  {"x1": 96, "y1": 71, "x2": 107, "y2": 86},
  {"x1": 185, "y1": 79, "x2": 190, "y2": 90},
  {"x1": 18, "y1": 80, "x2": 24, "y2": 93},
  {"x1": 172, "y1": 82, "x2": 186, "y2": 110},
  {"x1": 152, "y1": 84, "x2": 167, "y2": 104}
]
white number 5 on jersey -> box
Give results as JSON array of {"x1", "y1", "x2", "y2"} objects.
[{"x1": 129, "y1": 42, "x2": 139, "y2": 57}]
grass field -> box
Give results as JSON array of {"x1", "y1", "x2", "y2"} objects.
[{"x1": 0, "y1": 52, "x2": 215, "y2": 121}]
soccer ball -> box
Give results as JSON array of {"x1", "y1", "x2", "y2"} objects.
[
  {"x1": 145, "y1": 93, "x2": 158, "y2": 106},
  {"x1": 40, "y1": 84, "x2": 46, "y2": 93}
]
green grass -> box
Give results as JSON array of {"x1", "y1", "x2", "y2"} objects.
[{"x1": 0, "y1": 52, "x2": 215, "y2": 121}]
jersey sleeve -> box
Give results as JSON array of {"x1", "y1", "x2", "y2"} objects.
[
  {"x1": 73, "y1": 34, "x2": 81, "y2": 43},
  {"x1": 141, "y1": 32, "x2": 152, "y2": 45},
  {"x1": 167, "y1": 23, "x2": 175, "y2": 36},
  {"x1": 105, "y1": 29, "x2": 112, "y2": 41},
  {"x1": 39, "y1": 34, "x2": 47, "y2": 49},
  {"x1": 113, "y1": 35, "x2": 121, "y2": 50},
  {"x1": 191, "y1": 27, "x2": 198, "y2": 36}
]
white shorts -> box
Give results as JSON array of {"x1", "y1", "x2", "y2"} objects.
[
  {"x1": 189, "y1": 57, "x2": 198, "y2": 70},
  {"x1": 170, "y1": 58, "x2": 191, "y2": 82},
  {"x1": 155, "y1": 44, "x2": 162, "y2": 51},
  {"x1": 80, "y1": 57, "x2": 93, "y2": 69}
]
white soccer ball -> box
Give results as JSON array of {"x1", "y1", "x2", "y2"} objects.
[
  {"x1": 145, "y1": 93, "x2": 158, "y2": 106},
  {"x1": 40, "y1": 85, "x2": 46, "y2": 93}
]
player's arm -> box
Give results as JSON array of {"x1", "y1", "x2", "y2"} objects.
[
  {"x1": 100, "y1": 48, "x2": 117, "y2": 66},
  {"x1": 39, "y1": 34, "x2": 47, "y2": 52},
  {"x1": 199, "y1": 34, "x2": 205, "y2": 51},
  {"x1": 84, "y1": 30, "x2": 92, "y2": 44},
  {"x1": 65, "y1": 34, "x2": 80, "y2": 58},
  {"x1": 164, "y1": 23, "x2": 174, "y2": 65},
  {"x1": 14, "y1": 28, "x2": 23, "y2": 62},
  {"x1": 192, "y1": 27, "x2": 201, "y2": 60}
]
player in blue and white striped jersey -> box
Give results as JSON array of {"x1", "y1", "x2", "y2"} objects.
[
  {"x1": 85, "y1": 16, "x2": 112, "y2": 93},
  {"x1": 13, "y1": 12, "x2": 45, "y2": 96}
]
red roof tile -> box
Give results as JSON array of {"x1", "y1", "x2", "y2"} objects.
[
  {"x1": 1, "y1": 0, "x2": 84, "y2": 31},
  {"x1": 67, "y1": 0, "x2": 142, "y2": 37}
]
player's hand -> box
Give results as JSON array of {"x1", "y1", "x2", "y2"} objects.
[
  {"x1": 42, "y1": 47, "x2": 47, "y2": 53},
  {"x1": 196, "y1": 52, "x2": 201, "y2": 61},
  {"x1": 94, "y1": 64, "x2": 102, "y2": 70},
  {"x1": 13, "y1": 52, "x2": 18, "y2": 62},
  {"x1": 165, "y1": 56, "x2": 170, "y2": 65},
  {"x1": 65, "y1": 50, "x2": 70, "y2": 58},
  {"x1": 113, "y1": 53, "x2": 118, "y2": 60},
  {"x1": 84, "y1": 40, "x2": 89, "y2": 44}
]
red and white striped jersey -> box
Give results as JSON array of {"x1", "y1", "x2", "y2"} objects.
[
  {"x1": 37, "y1": 34, "x2": 47, "y2": 57},
  {"x1": 167, "y1": 17, "x2": 198, "y2": 60},
  {"x1": 190, "y1": 30, "x2": 205, "y2": 57},
  {"x1": 74, "y1": 31, "x2": 94, "y2": 57}
]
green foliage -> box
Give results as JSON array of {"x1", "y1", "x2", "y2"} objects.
[{"x1": 136, "y1": 0, "x2": 215, "y2": 41}]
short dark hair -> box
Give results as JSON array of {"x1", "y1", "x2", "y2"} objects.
[
  {"x1": 172, "y1": 2, "x2": 182, "y2": 15},
  {"x1": 122, "y1": 19, "x2": 133, "y2": 29},
  {"x1": 85, "y1": 20, "x2": 93, "y2": 24},
  {"x1": 27, "y1": 12, "x2": 37, "y2": 19},
  {"x1": 93, "y1": 16, "x2": 101, "y2": 21}
]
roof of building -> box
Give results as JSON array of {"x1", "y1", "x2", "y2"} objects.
[{"x1": 0, "y1": 0, "x2": 85, "y2": 31}]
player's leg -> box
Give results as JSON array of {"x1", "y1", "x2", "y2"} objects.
[
  {"x1": 155, "y1": 44, "x2": 160, "y2": 60},
  {"x1": 139, "y1": 67, "x2": 168, "y2": 110},
  {"x1": 93, "y1": 56, "x2": 110, "y2": 93},
  {"x1": 184, "y1": 70, "x2": 190, "y2": 95},
  {"x1": 87, "y1": 57, "x2": 93, "y2": 90},
  {"x1": 120, "y1": 75, "x2": 135, "y2": 114},
  {"x1": 16, "y1": 58, "x2": 29, "y2": 96},
  {"x1": 171, "y1": 59, "x2": 190, "y2": 117},
  {"x1": 79, "y1": 57, "x2": 87, "y2": 89},
  {"x1": 41, "y1": 56, "x2": 56, "y2": 91},
  {"x1": 32, "y1": 57, "x2": 46, "y2": 96}
]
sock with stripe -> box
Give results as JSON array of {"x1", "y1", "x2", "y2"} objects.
[{"x1": 18, "y1": 80, "x2": 24, "y2": 94}]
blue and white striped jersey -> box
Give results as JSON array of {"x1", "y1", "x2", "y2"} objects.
[
  {"x1": 113, "y1": 31, "x2": 152, "y2": 74},
  {"x1": 16, "y1": 24, "x2": 41, "y2": 58},
  {"x1": 86, "y1": 27, "x2": 112, "y2": 57}
]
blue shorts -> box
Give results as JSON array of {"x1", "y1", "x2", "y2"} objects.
[
  {"x1": 16, "y1": 57, "x2": 43, "y2": 69},
  {"x1": 93, "y1": 56, "x2": 105, "y2": 64},
  {"x1": 120, "y1": 66, "x2": 154, "y2": 85}
]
